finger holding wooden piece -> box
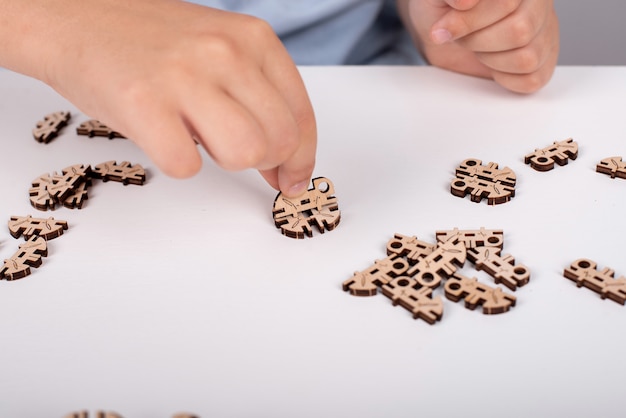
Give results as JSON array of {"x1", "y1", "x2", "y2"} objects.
[{"x1": 272, "y1": 176, "x2": 340, "y2": 239}]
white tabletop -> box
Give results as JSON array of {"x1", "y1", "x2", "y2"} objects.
[{"x1": 0, "y1": 66, "x2": 625, "y2": 418}]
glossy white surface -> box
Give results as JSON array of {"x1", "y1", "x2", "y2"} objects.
[{"x1": 0, "y1": 67, "x2": 625, "y2": 418}]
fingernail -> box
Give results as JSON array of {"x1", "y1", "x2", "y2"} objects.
[
  {"x1": 432, "y1": 28, "x2": 452, "y2": 44},
  {"x1": 287, "y1": 180, "x2": 308, "y2": 197}
]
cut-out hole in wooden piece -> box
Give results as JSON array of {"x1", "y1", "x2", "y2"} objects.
[
  {"x1": 524, "y1": 138, "x2": 578, "y2": 171},
  {"x1": 77, "y1": 119, "x2": 126, "y2": 139},
  {"x1": 0, "y1": 236, "x2": 48, "y2": 281},
  {"x1": 343, "y1": 254, "x2": 409, "y2": 296},
  {"x1": 436, "y1": 227, "x2": 504, "y2": 250},
  {"x1": 92, "y1": 161, "x2": 146, "y2": 186},
  {"x1": 9, "y1": 215, "x2": 68, "y2": 240},
  {"x1": 33, "y1": 111, "x2": 71, "y2": 143},
  {"x1": 405, "y1": 239, "x2": 467, "y2": 289},
  {"x1": 272, "y1": 177, "x2": 340, "y2": 239},
  {"x1": 467, "y1": 246, "x2": 530, "y2": 291},
  {"x1": 450, "y1": 159, "x2": 516, "y2": 205},
  {"x1": 564, "y1": 258, "x2": 626, "y2": 305},
  {"x1": 444, "y1": 272, "x2": 516, "y2": 314},
  {"x1": 596, "y1": 156, "x2": 626, "y2": 180},
  {"x1": 386, "y1": 233, "x2": 436, "y2": 264}
]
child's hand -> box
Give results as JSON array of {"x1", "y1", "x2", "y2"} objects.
[
  {"x1": 4, "y1": 0, "x2": 316, "y2": 197},
  {"x1": 399, "y1": 0, "x2": 560, "y2": 93}
]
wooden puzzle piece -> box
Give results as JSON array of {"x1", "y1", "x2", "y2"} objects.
[
  {"x1": 77, "y1": 119, "x2": 126, "y2": 139},
  {"x1": 406, "y1": 239, "x2": 466, "y2": 289},
  {"x1": 32, "y1": 111, "x2": 71, "y2": 143},
  {"x1": 9, "y1": 215, "x2": 68, "y2": 240},
  {"x1": 451, "y1": 173, "x2": 516, "y2": 205},
  {"x1": 524, "y1": 138, "x2": 578, "y2": 171},
  {"x1": 435, "y1": 227, "x2": 503, "y2": 249},
  {"x1": 467, "y1": 247, "x2": 530, "y2": 291},
  {"x1": 92, "y1": 161, "x2": 146, "y2": 185},
  {"x1": 47, "y1": 164, "x2": 92, "y2": 202},
  {"x1": 455, "y1": 158, "x2": 516, "y2": 187},
  {"x1": 29, "y1": 173, "x2": 56, "y2": 211},
  {"x1": 342, "y1": 254, "x2": 409, "y2": 296},
  {"x1": 62, "y1": 180, "x2": 91, "y2": 209},
  {"x1": 381, "y1": 276, "x2": 444, "y2": 324},
  {"x1": 596, "y1": 156, "x2": 626, "y2": 179},
  {"x1": 386, "y1": 233, "x2": 436, "y2": 264},
  {"x1": 564, "y1": 259, "x2": 626, "y2": 305},
  {"x1": 272, "y1": 177, "x2": 340, "y2": 239},
  {"x1": 64, "y1": 412, "x2": 123, "y2": 418},
  {"x1": 0, "y1": 236, "x2": 48, "y2": 280},
  {"x1": 444, "y1": 272, "x2": 516, "y2": 314}
]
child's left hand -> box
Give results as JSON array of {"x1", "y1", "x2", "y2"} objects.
[{"x1": 398, "y1": 0, "x2": 560, "y2": 93}]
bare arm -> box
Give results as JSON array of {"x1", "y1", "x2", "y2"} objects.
[{"x1": 0, "y1": 0, "x2": 316, "y2": 196}]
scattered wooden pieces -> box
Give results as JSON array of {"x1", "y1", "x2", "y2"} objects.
[
  {"x1": 450, "y1": 158, "x2": 516, "y2": 205},
  {"x1": 92, "y1": 161, "x2": 146, "y2": 185},
  {"x1": 596, "y1": 156, "x2": 626, "y2": 179},
  {"x1": 272, "y1": 177, "x2": 340, "y2": 239},
  {"x1": 524, "y1": 138, "x2": 578, "y2": 171},
  {"x1": 77, "y1": 119, "x2": 126, "y2": 139},
  {"x1": 444, "y1": 272, "x2": 516, "y2": 314},
  {"x1": 29, "y1": 164, "x2": 92, "y2": 210},
  {"x1": 343, "y1": 228, "x2": 525, "y2": 324},
  {"x1": 8, "y1": 215, "x2": 68, "y2": 240},
  {"x1": 564, "y1": 259, "x2": 626, "y2": 305},
  {"x1": 0, "y1": 236, "x2": 48, "y2": 281},
  {"x1": 64, "y1": 412, "x2": 123, "y2": 418},
  {"x1": 32, "y1": 111, "x2": 71, "y2": 143}
]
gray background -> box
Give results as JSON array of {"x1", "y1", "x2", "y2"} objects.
[{"x1": 556, "y1": 0, "x2": 625, "y2": 64}]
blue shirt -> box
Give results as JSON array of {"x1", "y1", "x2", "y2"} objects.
[{"x1": 189, "y1": 0, "x2": 426, "y2": 65}]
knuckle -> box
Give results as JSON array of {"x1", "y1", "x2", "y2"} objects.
[
  {"x1": 509, "y1": 16, "x2": 536, "y2": 47},
  {"x1": 514, "y1": 48, "x2": 542, "y2": 73}
]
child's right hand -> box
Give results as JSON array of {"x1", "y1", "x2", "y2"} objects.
[{"x1": 1, "y1": 0, "x2": 317, "y2": 197}]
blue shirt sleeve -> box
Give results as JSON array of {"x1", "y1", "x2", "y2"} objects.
[{"x1": 188, "y1": 0, "x2": 426, "y2": 65}]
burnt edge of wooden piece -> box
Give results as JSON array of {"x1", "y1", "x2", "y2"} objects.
[
  {"x1": 564, "y1": 258, "x2": 626, "y2": 305},
  {"x1": 450, "y1": 158, "x2": 516, "y2": 205},
  {"x1": 76, "y1": 119, "x2": 126, "y2": 139},
  {"x1": 524, "y1": 138, "x2": 578, "y2": 172},
  {"x1": 596, "y1": 156, "x2": 626, "y2": 179},
  {"x1": 32, "y1": 111, "x2": 71, "y2": 144}
]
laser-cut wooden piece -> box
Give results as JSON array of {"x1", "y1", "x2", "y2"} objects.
[
  {"x1": 0, "y1": 236, "x2": 48, "y2": 280},
  {"x1": 64, "y1": 412, "x2": 123, "y2": 418},
  {"x1": 272, "y1": 177, "x2": 340, "y2": 239},
  {"x1": 62, "y1": 180, "x2": 91, "y2": 209},
  {"x1": 8, "y1": 215, "x2": 68, "y2": 240},
  {"x1": 172, "y1": 414, "x2": 200, "y2": 418},
  {"x1": 381, "y1": 276, "x2": 444, "y2": 324},
  {"x1": 386, "y1": 233, "x2": 436, "y2": 264},
  {"x1": 47, "y1": 164, "x2": 92, "y2": 202},
  {"x1": 92, "y1": 161, "x2": 146, "y2": 185},
  {"x1": 29, "y1": 173, "x2": 56, "y2": 211},
  {"x1": 451, "y1": 159, "x2": 516, "y2": 205},
  {"x1": 596, "y1": 156, "x2": 626, "y2": 179},
  {"x1": 444, "y1": 272, "x2": 516, "y2": 314},
  {"x1": 524, "y1": 138, "x2": 578, "y2": 171},
  {"x1": 342, "y1": 254, "x2": 409, "y2": 296},
  {"x1": 467, "y1": 247, "x2": 530, "y2": 291},
  {"x1": 436, "y1": 227, "x2": 504, "y2": 249},
  {"x1": 405, "y1": 239, "x2": 466, "y2": 289},
  {"x1": 563, "y1": 259, "x2": 626, "y2": 305},
  {"x1": 77, "y1": 119, "x2": 126, "y2": 139},
  {"x1": 32, "y1": 111, "x2": 71, "y2": 143}
]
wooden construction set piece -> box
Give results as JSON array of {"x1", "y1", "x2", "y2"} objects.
[
  {"x1": 1, "y1": 215, "x2": 68, "y2": 281},
  {"x1": 450, "y1": 158, "x2": 516, "y2": 205},
  {"x1": 564, "y1": 259, "x2": 626, "y2": 305},
  {"x1": 342, "y1": 228, "x2": 526, "y2": 324},
  {"x1": 29, "y1": 161, "x2": 146, "y2": 211},
  {"x1": 272, "y1": 177, "x2": 340, "y2": 238},
  {"x1": 524, "y1": 138, "x2": 578, "y2": 171},
  {"x1": 596, "y1": 156, "x2": 626, "y2": 179},
  {"x1": 32, "y1": 111, "x2": 71, "y2": 143},
  {"x1": 65, "y1": 412, "x2": 198, "y2": 418},
  {"x1": 76, "y1": 119, "x2": 126, "y2": 139}
]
